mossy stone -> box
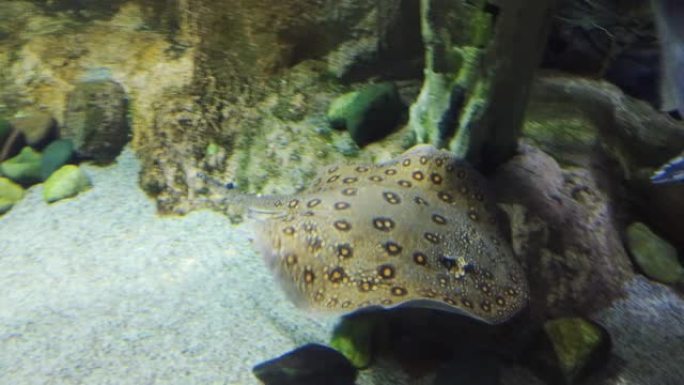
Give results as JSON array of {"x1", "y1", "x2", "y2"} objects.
[
  {"x1": 40, "y1": 139, "x2": 74, "y2": 180},
  {"x1": 0, "y1": 146, "x2": 43, "y2": 185},
  {"x1": 542, "y1": 317, "x2": 610, "y2": 384},
  {"x1": 0, "y1": 176, "x2": 24, "y2": 214},
  {"x1": 43, "y1": 165, "x2": 91, "y2": 203},
  {"x1": 327, "y1": 82, "x2": 405, "y2": 146},
  {"x1": 626, "y1": 222, "x2": 683, "y2": 284},
  {"x1": 329, "y1": 313, "x2": 379, "y2": 369}
]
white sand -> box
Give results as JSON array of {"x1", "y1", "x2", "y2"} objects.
[{"x1": 0, "y1": 148, "x2": 339, "y2": 385}]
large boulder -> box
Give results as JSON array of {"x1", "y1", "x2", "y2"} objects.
[{"x1": 62, "y1": 78, "x2": 129, "y2": 163}]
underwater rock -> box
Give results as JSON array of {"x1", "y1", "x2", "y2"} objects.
[
  {"x1": 625, "y1": 222, "x2": 683, "y2": 284},
  {"x1": 327, "y1": 82, "x2": 405, "y2": 146},
  {"x1": 252, "y1": 343, "x2": 357, "y2": 385},
  {"x1": 0, "y1": 146, "x2": 43, "y2": 185},
  {"x1": 330, "y1": 312, "x2": 381, "y2": 369},
  {"x1": 432, "y1": 349, "x2": 501, "y2": 385},
  {"x1": 62, "y1": 78, "x2": 129, "y2": 163},
  {"x1": 40, "y1": 139, "x2": 74, "y2": 181},
  {"x1": 10, "y1": 108, "x2": 57, "y2": 147},
  {"x1": 0, "y1": 176, "x2": 24, "y2": 214},
  {"x1": 527, "y1": 317, "x2": 610, "y2": 385},
  {"x1": 43, "y1": 164, "x2": 91, "y2": 203},
  {"x1": 493, "y1": 144, "x2": 633, "y2": 319},
  {"x1": 589, "y1": 275, "x2": 684, "y2": 385}
]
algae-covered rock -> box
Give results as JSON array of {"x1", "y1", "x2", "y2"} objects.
[
  {"x1": 252, "y1": 343, "x2": 357, "y2": 385},
  {"x1": 0, "y1": 146, "x2": 43, "y2": 185},
  {"x1": 530, "y1": 317, "x2": 611, "y2": 384},
  {"x1": 327, "y1": 82, "x2": 405, "y2": 146},
  {"x1": 40, "y1": 139, "x2": 74, "y2": 180},
  {"x1": 329, "y1": 313, "x2": 379, "y2": 369},
  {"x1": 0, "y1": 176, "x2": 24, "y2": 214},
  {"x1": 43, "y1": 165, "x2": 91, "y2": 203},
  {"x1": 62, "y1": 78, "x2": 129, "y2": 163},
  {"x1": 626, "y1": 222, "x2": 683, "y2": 284}
]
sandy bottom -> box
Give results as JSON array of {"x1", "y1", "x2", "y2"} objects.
[{"x1": 0, "y1": 148, "x2": 340, "y2": 385}]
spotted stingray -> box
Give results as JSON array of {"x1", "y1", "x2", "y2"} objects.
[{"x1": 220, "y1": 144, "x2": 528, "y2": 324}]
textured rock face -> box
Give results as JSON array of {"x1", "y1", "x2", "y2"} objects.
[
  {"x1": 492, "y1": 144, "x2": 634, "y2": 319},
  {"x1": 62, "y1": 79, "x2": 129, "y2": 163}
]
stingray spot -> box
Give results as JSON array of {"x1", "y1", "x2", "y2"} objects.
[
  {"x1": 412, "y1": 171, "x2": 425, "y2": 181},
  {"x1": 303, "y1": 222, "x2": 315, "y2": 232},
  {"x1": 435, "y1": 158, "x2": 444, "y2": 167},
  {"x1": 381, "y1": 299, "x2": 393, "y2": 306},
  {"x1": 341, "y1": 300, "x2": 353, "y2": 308},
  {"x1": 341, "y1": 187, "x2": 357, "y2": 196},
  {"x1": 384, "y1": 241, "x2": 403, "y2": 255},
  {"x1": 274, "y1": 200, "x2": 283, "y2": 207},
  {"x1": 377, "y1": 264, "x2": 396, "y2": 279},
  {"x1": 355, "y1": 166, "x2": 369, "y2": 173},
  {"x1": 480, "y1": 300, "x2": 492, "y2": 312},
  {"x1": 479, "y1": 282, "x2": 492, "y2": 295},
  {"x1": 327, "y1": 297, "x2": 339, "y2": 307},
  {"x1": 333, "y1": 219, "x2": 352, "y2": 231},
  {"x1": 327, "y1": 175, "x2": 340, "y2": 183},
  {"x1": 334, "y1": 201, "x2": 350, "y2": 210},
  {"x1": 301, "y1": 211, "x2": 315, "y2": 217},
  {"x1": 419, "y1": 156, "x2": 428, "y2": 164},
  {"x1": 328, "y1": 166, "x2": 339, "y2": 174},
  {"x1": 461, "y1": 298, "x2": 474, "y2": 308},
  {"x1": 402, "y1": 159, "x2": 411, "y2": 167},
  {"x1": 328, "y1": 267, "x2": 346, "y2": 283},
  {"x1": 431, "y1": 213, "x2": 447, "y2": 225},
  {"x1": 443, "y1": 297, "x2": 457, "y2": 306},
  {"x1": 358, "y1": 280, "x2": 374, "y2": 292},
  {"x1": 398, "y1": 180, "x2": 412, "y2": 188},
  {"x1": 307, "y1": 198, "x2": 321, "y2": 208},
  {"x1": 373, "y1": 217, "x2": 396, "y2": 232},
  {"x1": 413, "y1": 251, "x2": 428, "y2": 265},
  {"x1": 496, "y1": 296, "x2": 506, "y2": 306},
  {"x1": 284, "y1": 253, "x2": 297, "y2": 266},
  {"x1": 424, "y1": 232, "x2": 440, "y2": 244},
  {"x1": 307, "y1": 236, "x2": 323, "y2": 252},
  {"x1": 480, "y1": 269, "x2": 494, "y2": 280},
  {"x1": 446, "y1": 165, "x2": 454, "y2": 172},
  {"x1": 369, "y1": 175, "x2": 383, "y2": 182},
  {"x1": 414, "y1": 196, "x2": 429, "y2": 206},
  {"x1": 337, "y1": 243, "x2": 354, "y2": 260},
  {"x1": 382, "y1": 191, "x2": 401, "y2": 204},
  {"x1": 303, "y1": 268, "x2": 315, "y2": 284},
  {"x1": 506, "y1": 288, "x2": 518, "y2": 297},
  {"x1": 456, "y1": 169, "x2": 467, "y2": 179},
  {"x1": 314, "y1": 290, "x2": 325, "y2": 302},
  {"x1": 474, "y1": 192, "x2": 485, "y2": 201},
  {"x1": 459, "y1": 186, "x2": 469, "y2": 195},
  {"x1": 384, "y1": 168, "x2": 397, "y2": 176},
  {"x1": 391, "y1": 286, "x2": 408, "y2": 296},
  {"x1": 438, "y1": 191, "x2": 453, "y2": 203},
  {"x1": 288, "y1": 199, "x2": 300, "y2": 209},
  {"x1": 421, "y1": 288, "x2": 437, "y2": 298},
  {"x1": 430, "y1": 173, "x2": 443, "y2": 185},
  {"x1": 343, "y1": 176, "x2": 358, "y2": 184},
  {"x1": 468, "y1": 209, "x2": 479, "y2": 221},
  {"x1": 283, "y1": 226, "x2": 296, "y2": 236}
]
